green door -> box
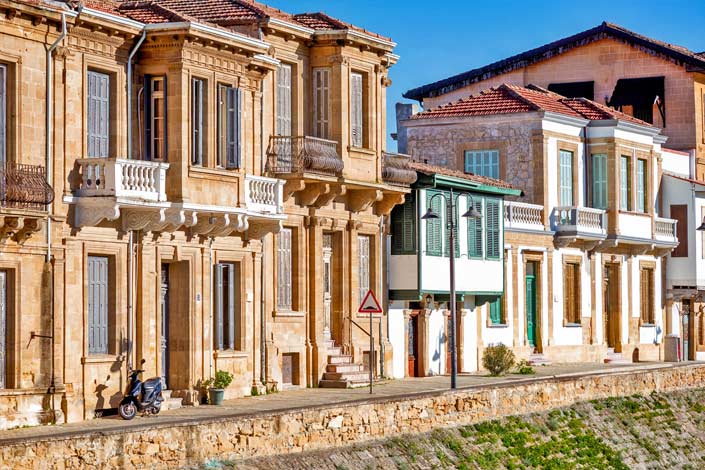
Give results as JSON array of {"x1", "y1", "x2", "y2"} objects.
[{"x1": 526, "y1": 267, "x2": 537, "y2": 347}]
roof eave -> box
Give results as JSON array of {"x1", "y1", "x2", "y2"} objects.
[
  {"x1": 542, "y1": 111, "x2": 590, "y2": 127},
  {"x1": 415, "y1": 173, "x2": 522, "y2": 196},
  {"x1": 588, "y1": 119, "x2": 662, "y2": 137}
]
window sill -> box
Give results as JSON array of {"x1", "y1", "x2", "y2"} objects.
[
  {"x1": 189, "y1": 166, "x2": 243, "y2": 180},
  {"x1": 213, "y1": 350, "x2": 248, "y2": 360},
  {"x1": 563, "y1": 323, "x2": 582, "y2": 328},
  {"x1": 641, "y1": 323, "x2": 656, "y2": 328},
  {"x1": 619, "y1": 210, "x2": 649, "y2": 217},
  {"x1": 348, "y1": 146, "x2": 376, "y2": 157},
  {"x1": 487, "y1": 324, "x2": 508, "y2": 329},
  {"x1": 81, "y1": 354, "x2": 124, "y2": 365},
  {"x1": 274, "y1": 310, "x2": 305, "y2": 318}
]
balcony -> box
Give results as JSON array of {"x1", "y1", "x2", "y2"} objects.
[
  {"x1": 244, "y1": 175, "x2": 284, "y2": 215},
  {"x1": 504, "y1": 201, "x2": 544, "y2": 232},
  {"x1": 266, "y1": 136, "x2": 343, "y2": 178},
  {"x1": 381, "y1": 152, "x2": 417, "y2": 186},
  {"x1": 654, "y1": 217, "x2": 678, "y2": 244},
  {"x1": 552, "y1": 206, "x2": 607, "y2": 247},
  {"x1": 76, "y1": 157, "x2": 169, "y2": 202},
  {"x1": 0, "y1": 163, "x2": 54, "y2": 243}
]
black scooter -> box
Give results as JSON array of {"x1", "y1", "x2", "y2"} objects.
[{"x1": 119, "y1": 360, "x2": 164, "y2": 420}]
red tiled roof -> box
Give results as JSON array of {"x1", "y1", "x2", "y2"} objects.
[
  {"x1": 293, "y1": 12, "x2": 391, "y2": 41},
  {"x1": 118, "y1": 1, "x2": 189, "y2": 24},
  {"x1": 411, "y1": 83, "x2": 655, "y2": 127},
  {"x1": 410, "y1": 161, "x2": 521, "y2": 192}
]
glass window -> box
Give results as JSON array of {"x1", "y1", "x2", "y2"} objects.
[
  {"x1": 277, "y1": 228, "x2": 293, "y2": 310},
  {"x1": 191, "y1": 78, "x2": 205, "y2": 166},
  {"x1": 591, "y1": 154, "x2": 608, "y2": 210},
  {"x1": 464, "y1": 150, "x2": 499, "y2": 179},
  {"x1": 214, "y1": 262, "x2": 240, "y2": 350},
  {"x1": 358, "y1": 235, "x2": 371, "y2": 306},
  {"x1": 620, "y1": 156, "x2": 631, "y2": 211},
  {"x1": 637, "y1": 159, "x2": 646, "y2": 213},
  {"x1": 217, "y1": 84, "x2": 241, "y2": 169},
  {"x1": 350, "y1": 72, "x2": 363, "y2": 147},
  {"x1": 559, "y1": 150, "x2": 573, "y2": 206},
  {"x1": 0, "y1": 64, "x2": 5, "y2": 165},
  {"x1": 145, "y1": 76, "x2": 167, "y2": 161},
  {"x1": 276, "y1": 63, "x2": 292, "y2": 137},
  {"x1": 313, "y1": 68, "x2": 330, "y2": 139}
]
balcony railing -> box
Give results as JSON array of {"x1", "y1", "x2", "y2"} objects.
[
  {"x1": 76, "y1": 158, "x2": 169, "y2": 202},
  {"x1": 552, "y1": 206, "x2": 607, "y2": 236},
  {"x1": 655, "y1": 217, "x2": 678, "y2": 242},
  {"x1": 381, "y1": 152, "x2": 417, "y2": 186},
  {"x1": 504, "y1": 201, "x2": 544, "y2": 231},
  {"x1": 266, "y1": 136, "x2": 343, "y2": 177},
  {"x1": 245, "y1": 175, "x2": 284, "y2": 215},
  {"x1": 0, "y1": 163, "x2": 54, "y2": 210}
]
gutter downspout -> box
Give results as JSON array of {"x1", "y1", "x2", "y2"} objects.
[
  {"x1": 379, "y1": 215, "x2": 386, "y2": 378},
  {"x1": 258, "y1": 26, "x2": 267, "y2": 387},
  {"x1": 45, "y1": 11, "x2": 67, "y2": 421},
  {"x1": 125, "y1": 28, "x2": 146, "y2": 371}
]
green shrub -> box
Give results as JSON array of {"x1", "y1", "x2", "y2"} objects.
[
  {"x1": 204, "y1": 370, "x2": 234, "y2": 390},
  {"x1": 482, "y1": 344, "x2": 516, "y2": 376},
  {"x1": 516, "y1": 359, "x2": 535, "y2": 375}
]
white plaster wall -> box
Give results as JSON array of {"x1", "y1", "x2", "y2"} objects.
[
  {"x1": 662, "y1": 175, "x2": 698, "y2": 287},
  {"x1": 621, "y1": 258, "x2": 630, "y2": 345},
  {"x1": 594, "y1": 253, "x2": 604, "y2": 345},
  {"x1": 619, "y1": 213, "x2": 653, "y2": 239},
  {"x1": 661, "y1": 149, "x2": 691, "y2": 177},
  {"x1": 670, "y1": 302, "x2": 681, "y2": 336},
  {"x1": 389, "y1": 255, "x2": 417, "y2": 290},
  {"x1": 426, "y1": 308, "x2": 446, "y2": 376},
  {"x1": 462, "y1": 306, "x2": 478, "y2": 372},
  {"x1": 388, "y1": 308, "x2": 406, "y2": 379}
]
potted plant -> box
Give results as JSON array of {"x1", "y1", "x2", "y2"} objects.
[{"x1": 204, "y1": 370, "x2": 234, "y2": 405}]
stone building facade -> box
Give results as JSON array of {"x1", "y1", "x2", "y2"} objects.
[
  {"x1": 0, "y1": 0, "x2": 413, "y2": 429},
  {"x1": 396, "y1": 84, "x2": 679, "y2": 367}
]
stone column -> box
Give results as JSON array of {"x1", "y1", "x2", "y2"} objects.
[
  {"x1": 307, "y1": 215, "x2": 327, "y2": 384},
  {"x1": 403, "y1": 309, "x2": 411, "y2": 377},
  {"x1": 418, "y1": 309, "x2": 432, "y2": 377}
]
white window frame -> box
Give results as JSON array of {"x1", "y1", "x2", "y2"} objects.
[
  {"x1": 350, "y1": 72, "x2": 363, "y2": 148},
  {"x1": 464, "y1": 150, "x2": 499, "y2": 179},
  {"x1": 276, "y1": 63, "x2": 292, "y2": 137},
  {"x1": 313, "y1": 68, "x2": 330, "y2": 139},
  {"x1": 277, "y1": 228, "x2": 293, "y2": 311},
  {"x1": 358, "y1": 235, "x2": 371, "y2": 306}
]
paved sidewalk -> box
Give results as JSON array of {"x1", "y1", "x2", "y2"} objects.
[{"x1": 0, "y1": 361, "x2": 689, "y2": 445}]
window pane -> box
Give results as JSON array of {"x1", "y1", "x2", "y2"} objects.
[
  {"x1": 591, "y1": 154, "x2": 608, "y2": 210},
  {"x1": 464, "y1": 150, "x2": 499, "y2": 178},
  {"x1": 191, "y1": 78, "x2": 204, "y2": 166},
  {"x1": 620, "y1": 156, "x2": 630, "y2": 211},
  {"x1": 0, "y1": 64, "x2": 6, "y2": 165},
  {"x1": 351, "y1": 73, "x2": 363, "y2": 147},
  {"x1": 358, "y1": 236, "x2": 371, "y2": 305},
  {"x1": 313, "y1": 68, "x2": 330, "y2": 139},
  {"x1": 277, "y1": 229, "x2": 293, "y2": 310},
  {"x1": 559, "y1": 150, "x2": 573, "y2": 206},
  {"x1": 637, "y1": 159, "x2": 646, "y2": 213},
  {"x1": 87, "y1": 71, "x2": 110, "y2": 158},
  {"x1": 276, "y1": 63, "x2": 292, "y2": 136},
  {"x1": 88, "y1": 256, "x2": 109, "y2": 355}
]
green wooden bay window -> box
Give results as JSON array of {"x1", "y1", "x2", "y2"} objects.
[
  {"x1": 426, "y1": 190, "x2": 443, "y2": 256},
  {"x1": 391, "y1": 194, "x2": 416, "y2": 255},
  {"x1": 485, "y1": 198, "x2": 501, "y2": 259}
]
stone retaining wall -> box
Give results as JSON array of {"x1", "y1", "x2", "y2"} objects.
[{"x1": 2, "y1": 364, "x2": 705, "y2": 469}]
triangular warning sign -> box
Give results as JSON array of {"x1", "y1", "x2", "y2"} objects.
[{"x1": 358, "y1": 290, "x2": 383, "y2": 314}]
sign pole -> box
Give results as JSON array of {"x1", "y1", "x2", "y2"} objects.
[
  {"x1": 358, "y1": 290, "x2": 383, "y2": 395},
  {"x1": 369, "y1": 308, "x2": 373, "y2": 394}
]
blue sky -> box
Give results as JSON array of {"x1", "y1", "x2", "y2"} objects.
[{"x1": 264, "y1": 0, "x2": 705, "y2": 151}]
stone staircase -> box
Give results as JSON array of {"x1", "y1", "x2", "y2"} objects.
[
  {"x1": 161, "y1": 390, "x2": 184, "y2": 411},
  {"x1": 527, "y1": 351, "x2": 552, "y2": 366},
  {"x1": 604, "y1": 348, "x2": 631, "y2": 364},
  {"x1": 319, "y1": 340, "x2": 370, "y2": 389}
]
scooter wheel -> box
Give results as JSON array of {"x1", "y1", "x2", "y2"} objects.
[{"x1": 119, "y1": 402, "x2": 137, "y2": 420}]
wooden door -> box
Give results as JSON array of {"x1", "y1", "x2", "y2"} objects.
[
  {"x1": 604, "y1": 264, "x2": 621, "y2": 350},
  {"x1": 282, "y1": 354, "x2": 293, "y2": 385},
  {"x1": 160, "y1": 264, "x2": 169, "y2": 388},
  {"x1": 408, "y1": 314, "x2": 418, "y2": 377},
  {"x1": 525, "y1": 264, "x2": 537, "y2": 348}
]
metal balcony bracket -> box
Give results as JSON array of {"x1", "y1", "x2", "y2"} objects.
[
  {"x1": 374, "y1": 192, "x2": 405, "y2": 216},
  {"x1": 347, "y1": 189, "x2": 383, "y2": 213}
]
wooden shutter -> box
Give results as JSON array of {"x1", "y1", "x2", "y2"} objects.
[
  {"x1": 276, "y1": 64, "x2": 292, "y2": 136},
  {"x1": 313, "y1": 68, "x2": 330, "y2": 139},
  {"x1": 489, "y1": 297, "x2": 502, "y2": 325},
  {"x1": 619, "y1": 156, "x2": 629, "y2": 211},
  {"x1": 358, "y1": 236, "x2": 370, "y2": 305},
  {"x1": 560, "y1": 150, "x2": 573, "y2": 206},
  {"x1": 351, "y1": 72, "x2": 363, "y2": 147},
  {"x1": 671, "y1": 204, "x2": 688, "y2": 257},
  {"x1": 87, "y1": 71, "x2": 110, "y2": 158},
  {"x1": 277, "y1": 228, "x2": 293, "y2": 310},
  {"x1": 640, "y1": 268, "x2": 654, "y2": 324},
  {"x1": 214, "y1": 264, "x2": 224, "y2": 350},
  {"x1": 444, "y1": 197, "x2": 460, "y2": 258},
  {"x1": 145, "y1": 76, "x2": 166, "y2": 161},
  {"x1": 426, "y1": 191, "x2": 443, "y2": 256},
  {"x1": 0, "y1": 64, "x2": 7, "y2": 165},
  {"x1": 88, "y1": 256, "x2": 109, "y2": 355},
  {"x1": 0, "y1": 271, "x2": 6, "y2": 388},
  {"x1": 564, "y1": 263, "x2": 577, "y2": 324},
  {"x1": 637, "y1": 159, "x2": 646, "y2": 213},
  {"x1": 223, "y1": 86, "x2": 240, "y2": 169},
  {"x1": 191, "y1": 78, "x2": 204, "y2": 165},
  {"x1": 701, "y1": 206, "x2": 705, "y2": 260},
  {"x1": 592, "y1": 154, "x2": 608, "y2": 209},
  {"x1": 485, "y1": 199, "x2": 501, "y2": 259},
  {"x1": 391, "y1": 194, "x2": 415, "y2": 254},
  {"x1": 226, "y1": 263, "x2": 236, "y2": 350},
  {"x1": 467, "y1": 198, "x2": 483, "y2": 258}
]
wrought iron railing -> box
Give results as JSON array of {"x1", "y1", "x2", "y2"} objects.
[
  {"x1": 381, "y1": 152, "x2": 417, "y2": 186},
  {"x1": 0, "y1": 163, "x2": 54, "y2": 210},
  {"x1": 266, "y1": 136, "x2": 343, "y2": 177}
]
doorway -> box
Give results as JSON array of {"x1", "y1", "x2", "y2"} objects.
[
  {"x1": 161, "y1": 261, "x2": 190, "y2": 391},
  {"x1": 525, "y1": 262, "x2": 538, "y2": 349},
  {"x1": 604, "y1": 263, "x2": 621, "y2": 351},
  {"x1": 408, "y1": 313, "x2": 420, "y2": 377},
  {"x1": 160, "y1": 264, "x2": 170, "y2": 388},
  {"x1": 683, "y1": 299, "x2": 692, "y2": 360},
  {"x1": 322, "y1": 234, "x2": 332, "y2": 341}
]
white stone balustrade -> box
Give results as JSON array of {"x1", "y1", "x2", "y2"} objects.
[
  {"x1": 245, "y1": 174, "x2": 284, "y2": 215},
  {"x1": 553, "y1": 206, "x2": 607, "y2": 236},
  {"x1": 504, "y1": 201, "x2": 544, "y2": 231},
  {"x1": 76, "y1": 158, "x2": 169, "y2": 202},
  {"x1": 655, "y1": 217, "x2": 678, "y2": 242}
]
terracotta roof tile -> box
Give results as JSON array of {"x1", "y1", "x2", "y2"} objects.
[
  {"x1": 410, "y1": 161, "x2": 521, "y2": 192},
  {"x1": 411, "y1": 83, "x2": 655, "y2": 128},
  {"x1": 293, "y1": 12, "x2": 391, "y2": 41}
]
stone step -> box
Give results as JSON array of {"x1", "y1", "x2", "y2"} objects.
[
  {"x1": 326, "y1": 363, "x2": 364, "y2": 373},
  {"x1": 161, "y1": 389, "x2": 172, "y2": 399},
  {"x1": 327, "y1": 355, "x2": 353, "y2": 365},
  {"x1": 323, "y1": 339, "x2": 336, "y2": 349},
  {"x1": 604, "y1": 351, "x2": 631, "y2": 364},
  {"x1": 318, "y1": 379, "x2": 350, "y2": 389},
  {"x1": 327, "y1": 346, "x2": 342, "y2": 356},
  {"x1": 161, "y1": 396, "x2": 183, "y2": 411},
  {"x1": 323, "y1": 371, "x2": 370, "y2": 381},
  {"x1": 527, "y1": 354, "x2": 552, "y2": 366}
]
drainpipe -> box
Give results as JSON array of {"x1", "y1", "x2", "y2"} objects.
[
  {"x1": 125, "y1": 29, "x2": 146, "y2": 371},
  {"x1": 258, "y1": 25, "x2": 268, "y2": 387},
  {"x1": 44, "y1": 11, "x2": 67, "y2": 421},
  {"x1": 379, "y1": 215, "x2": 386, "y2": 378}
]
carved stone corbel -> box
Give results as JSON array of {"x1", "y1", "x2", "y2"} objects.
[
  {"x1": 298, "y1": 183, "x2": 328, "y2": 207},
  {"x1": 284, "y1": 180, "x2": 306, "y2": 200},
  {"x1": 234, "y1": 214, "x2": 249, "y2": 232},
  {"x1": 248, "y1": 219, "x2": 283, "y2": 240},
  {"x1": 314, "y1": 184, "x2": 346, "y2": 208},
  {"x1": 75, "y1": 204, "x2": 120, "y2": 228},
  {"x1": 347, "y1": 219, "x2": 363, "y2": 231},
  {"x1": 122, "y1": 208, "x2": 166, "y2": 232},
  {"x1": 208, "y1": 214, "x2": 234, "y2": 238},
  {"x1": 190, "y1": 214, "x2": 219, "y2": 236},
  {"x1": 347, "y1": 189, "x2": 383, "y2": 213},
  {"x1": 374, "y1": 193, "x2": 405, "y2": 216},
  {"x1": 0, "y1": 216, "x2": 23, "y2": 244},
  {"x1": 14, "y1": 218, "x2": 43, "y2": 244}
]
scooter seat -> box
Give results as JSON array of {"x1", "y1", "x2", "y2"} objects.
[{"x1": 143, "y1": 377, "x2": 162, "y2": 390}]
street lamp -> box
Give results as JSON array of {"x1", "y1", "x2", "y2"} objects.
[{"x1": 421, "y1": 188, "x2": 481, "y2": 389}]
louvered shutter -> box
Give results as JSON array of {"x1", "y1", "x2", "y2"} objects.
[
  {"x1": 214, "y1": 264, "x2": 224, "y2": 350},
  {"x1": 227, "y1": 263, "x2": 236, "y2": 350},
  {"x1": 467, "y1": 198, "x2": 483, "y2": 258},
  {"x1": 489, "y1": 297, "x2": 501, "y2": 325},
  {"x1": 351, "y1": 73, "x2": 363, "y2": 147},
  {"x1": 87, "y1": 71, "x2": 110, "y2": 158},
  {"x1": 276, "y1": 64, "x2": 292, "y2": 136},
  {"x1": 391, "y1": 195, "x2": 416, "y2": 255},
  {"x1": 564, "y1": 264, "x2": 575, "y2": 323},
  {"x1": 485, "y1": 199, "x2": 500, "y2": 259},
  {"x1": 0, "y1": 64, "x2": 6, "y2": 165},
  {"x1": 313, "y1": 68, "x2": 330, "y2": 139},
  {"x1": 191, "y1": 78, "x2": 204, "y2": 165},
  {"x1": 426, "y1": 191, "x2": 443, "y2": 256},
  {"x1": 277, "y1": 229, "x2": 293, "y2": 310},
  {"x1": 592, "y1": 154, "x2": 608, "y2": 210},
  {"x1": 0, "y1": 271, "x2": 6, "y2": 388},
  {"x1": 225, "y1": 87, "x2": 240, "y2": 169},
  {"x1": 637, "y1": 159, "x2": 646, "y2": 213},
  {"x1": 88, "y1": 256, "x2": 109, "y2": 355},
  {"x1": 358, "y1": 236, "x2": 370, "y2": 305},
  {"x1": 444, "y1": 197, "x2": 460, "y2": 258},
  {"x1": 560, "y1": 150, "x2": 573, "y2": 206}
]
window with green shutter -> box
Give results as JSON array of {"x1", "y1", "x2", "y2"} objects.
[
  {"x1": 591, "y1": 154, "x2": 608, "y2": 210},
  {"x1": 467, "y1": 197, "x2": 483, "y2": 258},
  {"x1": 485, "y1": 198, "x2": 501, "y2": 259},
  {"x1": 391, "y1": 194, "x2": 416, "y2": 255},
  {"x1": 620, "y1": 156, "x2": 631, "y2": 211},
  {"x1": 559, "y1": 150, "x2": 573, "y2": 206},
  {"x1": 444, "y1": 196, "x2": 460, "y2": 258},
  {"x1": 489, "y1": 297, "x2": 503, "y2": 325},
  {"x1": 426, "y1": 190, "x2": 443, "y2": 256},
  {"x1": 637, "y1": 159, "x2": 646, "y2": 213}
]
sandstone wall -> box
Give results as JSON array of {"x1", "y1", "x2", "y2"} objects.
[{"x1": 1, "y1": 364, "x2": 705, "y2": 469}]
